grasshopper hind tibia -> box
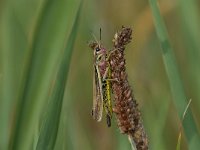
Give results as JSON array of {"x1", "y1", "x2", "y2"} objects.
[{"x1": 106, "y1": 114, "x2": 112, "y2": 127}]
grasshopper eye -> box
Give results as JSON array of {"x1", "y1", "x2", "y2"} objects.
[{"x1": 96, "y1": 47, "x2": 100, "y2": 52}]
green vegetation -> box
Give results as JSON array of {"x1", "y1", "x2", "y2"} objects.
[
  {"x1": 149, "y1": 0, "x2": 200, "y2": 149},
  {"x1": 0, "y1": 0, "x2": 199, "y2": 150}
]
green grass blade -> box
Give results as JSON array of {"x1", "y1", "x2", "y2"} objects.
[
  {"x1": 0, "y1": 4, "x2": 27, "y2": 150},
  {"x1": 178, "y1": 0, "x2": 200, "y2": 106},
  {"x1": 36, "y1": 2, "x2": 82, "y2": 150},
  {"x1": 9, "y1": 0, "x2": 81, "y2": 149},
  {"x1": 179, "y1": 0, "x2": 200, "y2": 57},
  {"x1": 149, "y1": 0, "x2": 200, "y2": 149}
]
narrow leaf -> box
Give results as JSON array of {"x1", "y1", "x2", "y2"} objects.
[
  {"x1": 36, "y1": 2, "x2": 82, "y2": 150},
  {"x1": 149, "y1": 0, "x2": 200, "y2": 148}
]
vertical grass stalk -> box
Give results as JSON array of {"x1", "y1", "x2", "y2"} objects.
[
  {"x1": 36, "y1": 1, "x2": 81, "y2": 149},
  {"x1": 149, "y1": 0, "x2": 200, "y2": 149}
]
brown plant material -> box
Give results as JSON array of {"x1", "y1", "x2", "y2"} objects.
[{"x1": 110, "y1": 26, "x2": 149, "y2": 150}]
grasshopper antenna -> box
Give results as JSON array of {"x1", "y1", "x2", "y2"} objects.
[
  {"x1": 100, "y1": 28, "x2": 101, "y2": 41},
  {"x1": 99, "y1": 28, "x2": 102, "y2": 47},
  {"x1": 91, "y1": 32, "x2": 99, "y2": 44},
  {"x1": 89, "y1": 29, "x2": 101, "y2": 48}
]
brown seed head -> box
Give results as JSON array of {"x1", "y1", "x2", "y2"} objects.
[{"x1": 110, "y1": 26, "x2": 149, "y2": 150}]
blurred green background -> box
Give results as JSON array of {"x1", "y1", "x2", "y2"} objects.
[{"x1": 0, "y1": 0, "x2": 200, "y2": 150}]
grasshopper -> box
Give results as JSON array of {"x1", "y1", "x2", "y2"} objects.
[{"x1": 89, "y1": 31, "x2": 113, "y2": 127}]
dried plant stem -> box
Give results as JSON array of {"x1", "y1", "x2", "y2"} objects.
[
  {"x1": 110, "y1": 26, "x2": 148, "y2": 150},
  {"x1": 128, "y1": 135, "x2": 137, "y2": 150}
]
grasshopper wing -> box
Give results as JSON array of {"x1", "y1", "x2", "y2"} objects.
[{"x1": 91, "y1": 65, "x2": 104, "y2": 122}]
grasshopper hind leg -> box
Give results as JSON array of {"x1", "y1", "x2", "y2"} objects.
[{"x1": 106, "y1": 114, "x2": 112, "y2": 127}]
